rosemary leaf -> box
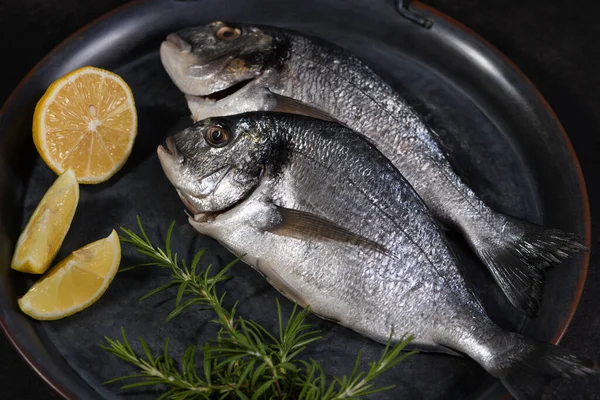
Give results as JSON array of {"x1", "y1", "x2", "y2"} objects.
[{"x1": 103, "y1": 217, "x2": 416, "y2": 399}]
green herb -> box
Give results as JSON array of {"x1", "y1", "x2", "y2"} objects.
[{"x1": 102, "y1": 216, "x2": 416, "y2": 399}]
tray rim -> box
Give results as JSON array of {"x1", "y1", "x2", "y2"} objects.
[{"x1": 0, "y1": 0, "x2": 591, "y2": 398}]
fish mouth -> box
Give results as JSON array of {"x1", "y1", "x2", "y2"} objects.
[
  {"x1": 164, "y1": 33, "x2": 192, "y2": 53},
  {"x1": 157, "y1": 138, "x2": 213, "y2": 219},
  {"x1": 161, "y1": 32, "x2": 260, "y2": 101},
  {"x1": 186, "y1": 199, "x2": 240, "y2": 224},
  {"x1": 182, "y1": 166, "x2": 263, "y2": 225},
  {"x1": 158, "y1": 138, "x2": 235, "y2": 223},
  {"x1": 160, "y1": 136, "x2": 178, "y2": 157},
  {"x1": 157, "y1": 137, "x2": 184, "y2": 187},
  {"x1": 172, "y1": 187, "x2": 224, "y2": 223},
  {"x1": 160, "y1": 35, "x2": 202, "y2": 69},
  {"x1": 186, "y1": 75, "x2": 259, "y2": 105},
  {"x1": 157, "y1": 147, "x2": 239, "y2": 224},
  {"x1": 202, "y1": 77, "x2": 256, "y2": 101},
  {"x1": 177, "y1": 188, "x2": 246, "y2": 224}
]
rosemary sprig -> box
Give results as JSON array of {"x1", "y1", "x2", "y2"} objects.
[
  {"x1": 118, "y1": 219, "x2": 236, "y2": 330},
  {"x1": 102, "y1": 216, "x2": 416, "y2": 399}
]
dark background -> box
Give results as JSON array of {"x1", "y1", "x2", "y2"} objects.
[{"x1": 1, "y1": 0, "x2": 599, "y2": 399}]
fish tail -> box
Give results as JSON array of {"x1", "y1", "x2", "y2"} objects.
[
  {"x1": 487, "y1": 332, "x2": 598, "y2": 400},
  {"x1": 472, "y1": 213, "x2": 588, "y2": 318}
]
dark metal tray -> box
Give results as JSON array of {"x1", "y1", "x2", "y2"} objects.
[{"x1": 0, "y1": 0, "x2": 590, "y2": 398}]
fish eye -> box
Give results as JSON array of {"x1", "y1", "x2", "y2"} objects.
[
  {"x1": 216, "y1": 26, "x2": 241, "y2": 41},
  {"x1": 204, "y1": 125, "x2": 230, "y2": 147}
]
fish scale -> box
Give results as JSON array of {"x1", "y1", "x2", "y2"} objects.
[
  {"x1": 157, "y1": 112, "x2": 598, "y2": 400},
  {"x1": 157, "y1": 22, "x2": 599, "y2": 397},
  {"x1": 281, "y1": 36, "x2": 472, "y2": 212},
  {"x1": 160, "y1": 23, "x2": 588, "y2": 319}
]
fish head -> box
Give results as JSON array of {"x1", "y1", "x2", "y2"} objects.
[
  {"x1": 160, "y1": 21, "x2": 281, "y2": 98},
  {"x1": 157, "y1": 114, "x2": 276, "y2": 222}
]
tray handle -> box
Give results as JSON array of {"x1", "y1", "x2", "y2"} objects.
[{"x1": 396, "y1": 0, "x2": 433, "y2": 28}]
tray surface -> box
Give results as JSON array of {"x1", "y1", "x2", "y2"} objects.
[{"x1": 0, "y1": 0, "x2": 590, "y2": 399}]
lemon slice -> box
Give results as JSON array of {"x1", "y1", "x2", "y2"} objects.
[
  {"x1": 33, "y1": 66, "x2": 138, "y2": 184},
  {"x1": 11, "y1": 169, "x2": 79, "y2": 274},
  {"x1": 18, "y1": 230, "x2": 121, "y2": 320}
]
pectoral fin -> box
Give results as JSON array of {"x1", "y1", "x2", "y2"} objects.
[
  {"x1": 271, "y1": 93, "x2": 341, "y2": 124},
  {"x1": 267, "y1": 206, "x2": 391, "y2": 256}
]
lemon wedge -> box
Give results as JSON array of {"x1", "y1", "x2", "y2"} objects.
[
  {"x1": 32, "y1": 66, "x2": 137, "y2": 184},
  {"x1": 11, "y1": 169, "x2": 79, "y2": 274},
  {"x1": 18, "y1": 230, "x2": 121, "y2": 320}
]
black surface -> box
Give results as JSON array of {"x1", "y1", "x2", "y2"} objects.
[{"x1": 0, "y1": 0, "x2": 599, "y2": 399}]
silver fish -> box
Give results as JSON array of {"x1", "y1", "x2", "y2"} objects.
[
  {"x1": 157, "y1": 112, "x2": 596, "y2": 400},
  {"x1": 159, "y1": 22, "x2": 588, "y2": 318}
]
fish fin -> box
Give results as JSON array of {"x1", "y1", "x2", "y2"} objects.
[
  {"x1": 267, "y1": 206, "x2": 391, "y2": 256},
  {"x1": 270, "y1": 93, "x2": 341, "y2": 124},
  {"x1": 471, "y1": 214, "x2": 588, "y2": 319},
  {"x1": 407, "y1": 342, "x2": 463, "y2": 357},
  {"x1": 493, "y1": 335, "x2": 599, "y2": 400}
]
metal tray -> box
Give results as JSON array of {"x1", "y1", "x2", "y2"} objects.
[{"x1": 0, "y1": 0, "x2": 590, "y2": 398}]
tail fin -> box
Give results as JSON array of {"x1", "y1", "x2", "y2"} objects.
[
  {"x1": 472, "y1": 214, "x2": 588, "y2": 318},
  {"x1": 492, "y1": 335, "x2": 598, "y2": 400}
]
